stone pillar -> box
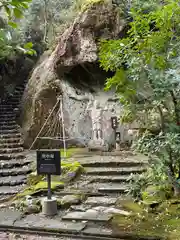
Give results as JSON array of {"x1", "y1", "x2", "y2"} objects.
[{"x1": 41, "y1": 197, "x2": 58, "y2": 216}]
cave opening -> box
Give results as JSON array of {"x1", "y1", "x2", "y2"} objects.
[{"x1": 64, "y1": 62, "x2": 114, "y2": 92}]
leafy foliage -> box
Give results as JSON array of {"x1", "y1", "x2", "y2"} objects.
[
  {"x1": 99, "y1": 0, "x2": 180, "y2": 196},
  {"x1": 0, "y1": 0, "x2": 35, "y2": 59},
  {"x1": 18, "y1": 0, "x2": 74, "y2": 47}
]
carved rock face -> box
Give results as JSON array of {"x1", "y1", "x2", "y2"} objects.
[{"x1": 20, "y1": 1, "x2": 127, "y2": 148}]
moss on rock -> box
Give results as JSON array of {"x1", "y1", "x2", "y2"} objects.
[
  {"x1": 75, "y1": 0, "x2": 106, "y2": 12},
  {"x1": 142, "y1": 185, "x2": 172, "y2": 205},
  {"x1": 27, "y1": 172, "x2": 44, "y2": 186},
  {"x1": 34, "y1": 181, "x2": 64, "y2": 191},
  {"x1": 118, "y1": 200, "x2": 145, "y2": 214},
  {"x1": 14, "y1": 198, "x2": 41, "y2": 214},
  {"x1": 57, "y1": 194, "x2": 83, "y2": 209}
]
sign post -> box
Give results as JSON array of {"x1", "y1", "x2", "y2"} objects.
[
  {"x1": 111, "y1": 116, "x2": 118, "y2": 130},
  {"x1": 111, "y1": 116, "x2": 119, "y2": 149},
  {"x1": 37, "y1": 150, "x2": 61, "y2": 216},
  {"x1": 47, "y1": 174, "x2": 51, "y2": 200}
]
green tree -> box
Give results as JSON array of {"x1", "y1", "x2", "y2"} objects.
[
  {"x1": 99, "y1": 0, "x2": 180, "y2": 196},
  {"x1": 19, "y1": 0, "x2": 74, "y2": 47},
  {"x1": 0, "y1": 0, "x2": 35, "y2": 59}
]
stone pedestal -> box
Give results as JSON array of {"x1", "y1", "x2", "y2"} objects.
[
  {"x1": 115, "y1": 142, "x2": 121, "y2": 151},
  {"x1": 88, "y1": 139, "x2": 108, "y2": 151},
  {"x1": 42, "y1": 197, "x2": 57, "y2": 216}
]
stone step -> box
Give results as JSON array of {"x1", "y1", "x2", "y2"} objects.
[
  {"x1": 62, "y1": 210, "x2": 112, "y2": 222},
  {"x1": 0, "y1": 110, "x2": 15, "y2": 114},
  {"x1": 0, "y1": 147, "x2": 24, "y2": 154},
  {"x1": 97, "y1": 183, "x2": 129, "y2": 194},
  {"x1": 14, "y1": 89, "x2": 24, "y2": 92},
  {"x1": 0, "y1": 137, "x2": 22, "y2": 144},
  {"x1": 89, "y1": 175, "x2": 130, "y2": 183},
  {"x1": 0, "y1": 109, "x2": 15, "y2": 113},
  {"x1": 85, "y1": 196, "x2": 118, "y2": 206},
  {"x1": 0, "y1": 142, "x2": 23, "y2": 148},
  {"x1": 0, "y1": 185, "x2": 24, "y2": 195},
  {"x1": 15, "y1": 88, "x2": 24, "y2": 92},
  {"x1": 81, "y1": 182, "x2": 129, "y2": 194},
  {"x1": 0, "y1": 113, "x2": 16, "y2": 117},
  {"x1": 0, "y1": 152, "x2": 25, "y2": 160},
  {"x1": 0, "y1": 104, "x2": 18, "y2": 108},
  {"x1": 0, "y1": 129, "x2": 19, "y2": 134},
  {"x1": 0, "y1": 125, "x2": 18, "y2": 130},
  {"x1": 80, "y1": 159, "x2": 145, "y2": 168},
  {"x1": 0, "y1": 165, "x2": 31, "y2": 177},
  {"x1": 85, "y1": 166, "x2": 146, "y2": 176},
  {"x1": 13, "y1": 93, "x2": 23, "y2": 97},
  {"x1": 0, "y1": 158, "x2": 30, "y2": 169},
  {"x1": 0, "y1": 133, "x2": 21, "y2": 139},
  {"x1": 9, "y1": 97, "x2": 21, "y2": 100},
  {"x1": 0, "y1": 121, "x2": 16, "y2": 126},
  {"x1": 7, "y1": 103, "x2": 20, "y2": 107},
  {"x1": 0, "y1": 116, "x2": 16, "y2": 121},
  {"x1": 0, "y1": 175, "x2": 27, "y2": 186},
  {"x1": 74, "y1": 150, "x2": 137, "y2": 157}
]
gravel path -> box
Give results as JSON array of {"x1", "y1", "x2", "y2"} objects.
[{"x1": 0, "y1": 232, "x2": 77, "y2": 240}]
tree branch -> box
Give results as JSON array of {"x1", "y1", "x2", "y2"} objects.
[
  {"x1": 157, "y1": 105, "x2": 165, "y2": 132},
  {"x1": 169, "y1": 90, "x2": 179, "y2": 123}
]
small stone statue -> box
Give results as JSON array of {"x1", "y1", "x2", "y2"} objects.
[{"x1": 86, "y1": 100, "x2": 104, "y2": 141}]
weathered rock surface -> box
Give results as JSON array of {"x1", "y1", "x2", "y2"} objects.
[{"x1": 21, "y1": 1, "x2": 129, "y2": 148}]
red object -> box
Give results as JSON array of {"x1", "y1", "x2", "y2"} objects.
[{"x1": 177, "y1": 122, "x2": 180, "y2": 126}]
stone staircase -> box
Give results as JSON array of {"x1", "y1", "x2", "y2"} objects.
[
  {"x1": 65, "y1": 152, "x2": 147, "y2": 196},
  {"x1": 47, "y1": 152, "x2": 148, "y2": 236},
  {"x1": 0, "y1": 83, "x2": 31, "y2": 197}
]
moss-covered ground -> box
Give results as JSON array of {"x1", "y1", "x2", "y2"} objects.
[{"x1": 112, "y1": 199, "x2": 180, "y2": 240}]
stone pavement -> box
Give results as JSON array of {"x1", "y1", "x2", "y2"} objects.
[
  {"x1": 0, "y1": 208, "x2": 126, "y2": 239},
  {"x1": 0, "y1": 232, "x2": 77, "y2": 240},
  {"x1": 0, "y1": 150, "x2": 148, "y2": 239}
]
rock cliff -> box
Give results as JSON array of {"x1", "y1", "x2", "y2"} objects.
[{"x1": 21, "y1": 0, "x2": 129, "y2": 149}]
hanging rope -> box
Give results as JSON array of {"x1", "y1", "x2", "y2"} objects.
[
  {"x1": 29, "y1": 97, "x2": 61, "y2": 150},
  {"x1": 59, "y1": 96, "x2": 67, "y2": 158}
]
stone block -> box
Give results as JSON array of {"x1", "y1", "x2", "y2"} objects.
[
  {"x1": 83, "y1": 227, "x2": 113, "y2": 237},
  {"x1": 85, "y1": 197, "x2": 117, "y2": 206},
  {"x1": 14, "y1": 214, "x2": 86, "y2": 232},
  {"x1": 88, "y1": 139, "x2": 108, "y2": 152},
  {"x1": 0, "y1": 209, "x2": 22, "y2": 226},
  {"x1": 62, "y1": 210, "x2": 112, "y2": 222}
]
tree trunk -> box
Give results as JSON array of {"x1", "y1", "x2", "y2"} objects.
[
  {"x1": 157, "y1": 105, "x2": 165, "y2": 131},
  {"x1": 170, "y1": 90, "x2": 179, "y2": 123},
  {"x1": 173, "y1": 182, "x2": 180, "y2": 197}
]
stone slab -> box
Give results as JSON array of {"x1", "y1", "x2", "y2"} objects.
[
  {"x1": 92, "y1": 206, "x2": 130, "y2": 216},
  {"x1": 85, "y1": 197, "x2": 117, "y2": 206},
  {"x1": 14, "y1": 214, "x2": 86, "y2": 232},
  {"x1": 83, "y1": 227, "x2": 113, "y2": 237},
  {"x1": 62, "y1": 211, "x2": 112, "y2": 222},
  {"x1": 98, "y1": 183, "x2": 128, "y2": 193},
  {"x1": 83, "y1": 227, "x2": 161, "y2": 240},
  {"x1": 0, "y1": 209, "x2": 22, "y2": 226},
  {"x1": 70, "y1": 204, "x2": 91, "y2": 212},
  {"x1": 90, "y1": 175, "x2": 129, "y2": 183},
  {"x1": 85, "y1": 167, "x2": 146, "y2": 175}
]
